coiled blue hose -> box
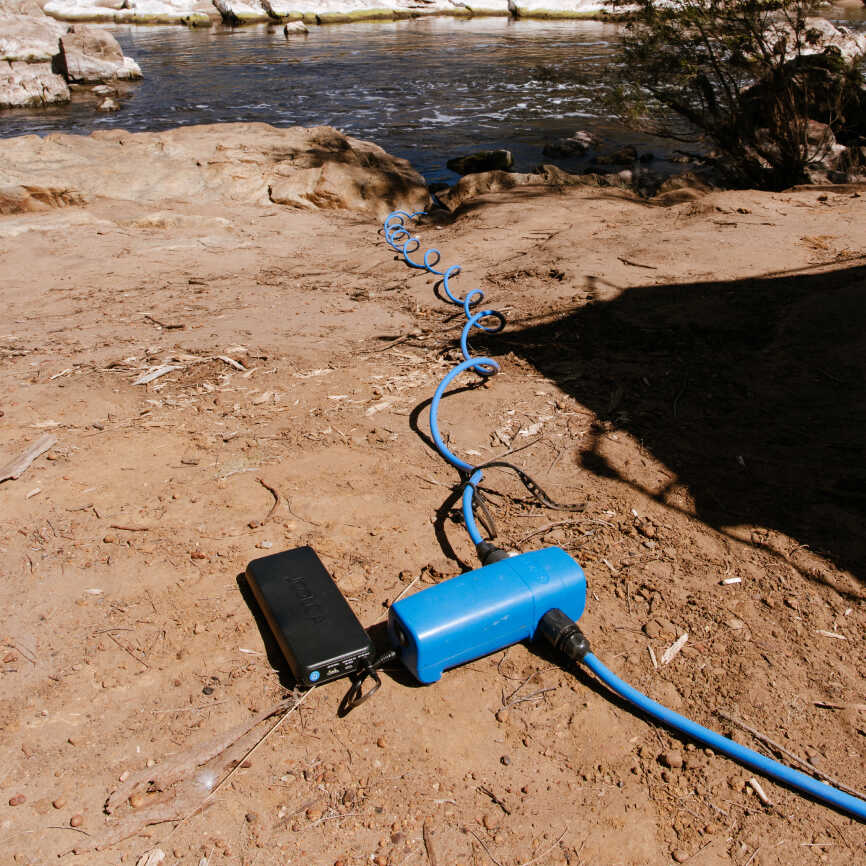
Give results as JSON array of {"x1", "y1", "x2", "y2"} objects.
[
  {"x1": 385, "y1": 209, "x2": 505, "y2": 543},
  {"x1": 382, "y1": 209, "x2": 866, "y2": 821},
  {"x1": 582, "y1": 652, "x2": 866, "y2": 820}
]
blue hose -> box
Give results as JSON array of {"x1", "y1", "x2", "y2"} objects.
[
  {"x1": 384, "y1": 210, "x2": 505, "y2": 540},
  {"x1": 383, "y1": 211, "x2": 866, "y2": 822},
  {"x1": 581, "y1": 652, "x2": 866, "y2": 820}
]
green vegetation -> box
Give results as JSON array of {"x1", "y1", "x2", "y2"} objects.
[{"x1": 606, "y1": 0, "x2": 866, "y2": 188}]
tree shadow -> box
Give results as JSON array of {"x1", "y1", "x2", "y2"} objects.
[{"x1": 499, "y1": 260, "x2": 866, "y2": 588}]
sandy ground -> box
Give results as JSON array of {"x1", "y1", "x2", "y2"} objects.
[{"x1": 1, "y1": 140, "x2": 865, "y2": 866}]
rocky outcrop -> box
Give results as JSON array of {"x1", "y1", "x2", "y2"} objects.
[
  {"x1": 0, "y1": 123, "x2": 430, "y2": 219},
  {"x1": 57, "y1": 25, "x2": 141, "y2": 82},
  {"x1": 43, "y1": 0, "x2": 213, "y2": 25},
  {"x1": 0, "y1": 3, "x2": 141, "y2": 107},
  {"x1": 0, "y1": 11, "x2": 70, "y2": 106},
  {"x1": 542, "y1": 131, "x2": 597, "y2": 158},
  {"x1": 0, "y1": 184, "x2": 86, "y2": 214},
  {"x1": 211, "y1": 0, "x2": 269, "y2": 23},
  {"x1": 39, "y1": 0, "x2": 613, "y2": 24},
  {"x1": 446, "y1": 149, "x2": 513, "y2": 175}
]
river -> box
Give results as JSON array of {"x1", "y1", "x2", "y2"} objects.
[{"x1": 1, "y1": 12, "x2": 864, "y2": 183}]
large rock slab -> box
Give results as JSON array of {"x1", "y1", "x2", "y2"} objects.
[
  {"x1": 0, "y1": 123, "x2": 430, "y2": 219},
  {"x1": 211, "y1": 0, "x2": 269, "y2": 23},
  {"x1": 0, "y1": 6, "x2": 141, "y2": 106},
  {"x1": 0, "y1": 11, "x2": 65, "y2": 62},
  {"x1": 41, "y1": 0, "x2": 612, "y2": 23},
  {"x1": 0, "y1": 11, "x2": 70, "y2": 106},
  {"x1": 57, "y1": 24, "x2": 142, "y2": 81},
  {"x1": 0, "y1": 58, "x2": 69, "y2": 106}
]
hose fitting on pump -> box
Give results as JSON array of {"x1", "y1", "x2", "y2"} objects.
[
  {"x1": 539, "y1": 608, "x2": 591, "y2": 662},
  {"x1": 475, "y1": 541, "x2": 511, "y2": 566}
]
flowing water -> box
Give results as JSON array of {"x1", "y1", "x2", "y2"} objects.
[
  {"x1": 0, "y1": 18, "x2": 656, "y2": 182},
  {"x1": 1, "y1": 12, "x2": 864, "y2": 182}
]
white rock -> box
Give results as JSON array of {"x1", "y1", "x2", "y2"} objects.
[
  {"x1": 44, "y1": 0, "x2": 118, "y2": 21},
  {"x1": 97, "y1": 95, "x2": 119, "y2": 110},
  {"x1": 0, "y1": 12, "x2": 66, "y2": 62},
  {"x1": 58, "y1": 25, "x2": 142, "y2": 82},
  {"x1": 211, "y1": 0, "x2": 269, "y2": 23},
  {"x1": 512, "y1": 0, "x2": 604, "y2": 16},
  {"x1": 0, "y1": 58, "x2": 69, "y2": 106},
  {"x1": 767, "y1": 17, "x2": 866, "y2": 63}
]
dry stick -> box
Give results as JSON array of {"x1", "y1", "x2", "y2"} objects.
[
  {"x1": 0, "y1": 433, "x2": 57, "y2": 483},
  {"x1": 166, "y1": 687, "x2": 316, "y2": 840},
  {"x1": 464, "y1": 826, "x2": 504, "y2": 866},
  {"x1": 517, "y1": 519, "x2": 586, "y2": 546},
  {"x1": 391, "y1": 573, "x2": 423, "y2": 607},
  {"x1": 477, "y1": 785, "x2": 511, "y2": 816},
  {"x1": 516, "y1": 827, "x2": 568, "y2": 866},
  {"x1": 109, "y1": 524, "x2": 151, "y2": 532},
  {"x1": 814, "y1": 701, "x2": 866, "y2": 712},
  {"x1": 256, "y1": 477, "x2": 280, "y2": 524},
  {"x1": 422, "y1": 819, "x2": 439, "y2": 866},
  {"x1": 716, "y1": 710, "x2": 866, "y2": 800},
  {"x1": 505, "y1": 686, "x2": 557, "y2": 708},
  {"x1": 617, "y1": 256, "x2": 658, "y2": 270},
  {"x1": 106, "y1": 697, "x2": 297, "y2": 813},
  {"x1": 105, "y1": 631, "x2": 149, "y2": 669}
]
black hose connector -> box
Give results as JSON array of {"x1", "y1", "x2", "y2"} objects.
[
  {"x1": 476, "y1": 541, "x2": 511, "y2": 566},
  {"x1": 538, "y1": 608, "x2": 591, "y2": 662}
]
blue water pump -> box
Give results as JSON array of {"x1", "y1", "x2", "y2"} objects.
[
  {"x1": 388, "y1": 547, "x2": 585, "y2": 683},
  {"x1": 374, "y1": 211, "x2": 866, "y2": 822}
]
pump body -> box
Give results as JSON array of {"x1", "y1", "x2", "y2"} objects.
[{"x1": 388, "y1": 547, "x2": 586, "y2": 683}]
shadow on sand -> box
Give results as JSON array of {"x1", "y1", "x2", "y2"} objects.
[{"x1": 495, "y1": 260, "x2": 866, "y2": 591}]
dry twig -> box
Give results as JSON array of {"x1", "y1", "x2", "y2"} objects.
[
  {"x1": 717, "y1": 709, "x2": 866, "y2": 800},
  {"x1": 422, "y1": 819, "x2": 439, "y2": 866}
]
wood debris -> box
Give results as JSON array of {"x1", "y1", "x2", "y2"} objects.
[
  {"x1": 0, "y1": 433, "x2": 57, "y2": 483},
  {"x1": 661, "y1": 633, "x2": 688, "y2": 665},
  {"x1": 133, "y1": 365, "x2": 182, "y2": 386}
]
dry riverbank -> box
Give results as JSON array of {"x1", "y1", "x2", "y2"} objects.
[{"x1": 1, "y1": 123, "x2": 865, "y2": 865}]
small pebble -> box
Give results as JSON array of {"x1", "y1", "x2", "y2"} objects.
[
  {"x1": 495, "y1": 709, "x2": 510, "y2": 723},
  {"x1": 129, "y1": 793, "x2": 146, "y2": 808},
  {"x1": 52, "y1": 797, "x2": 67, "y2": 809},
  {"x1": 661, "y1": 749, "x2": 683, "y2": 769},
  {"x1": 8, "y1": 794, "x2": 26, "y2": 806},
  {"x1": 376, "y1": 736, "x2": 386, "y2": 748},
  {"x1": 245, "y1": 811, "x2": 258, "y2": 823},
  {"x1": 306, "y1": 807, "x2": 322, "y2": 821},
  {"x1": 70, "y1": 814, "x2": 84, "y2": 828},
  {"x1": 672, "y1": 850, "x2": 689, "y2": 863},
  {"x1": 202, "y1": 685, "x2": 215, "y2": 695},
  {"x1": 643, "y1": 620, "x2": 661, "y2": 639},
  {"x1": 500, "y1": 755, "x2": 511, "y2": 766}
]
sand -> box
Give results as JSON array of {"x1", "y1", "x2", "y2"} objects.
[{"x1": 0, "y1": 125, "x2": 865, "y2": 864}]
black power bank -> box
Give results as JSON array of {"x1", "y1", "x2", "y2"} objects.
[{"x1": 245, "y1": 547, "x2": 375, "y2": 686}]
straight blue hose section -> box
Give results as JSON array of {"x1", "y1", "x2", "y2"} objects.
[
  {"x1": 582, "y1": 653, "x2": 866, "y2": 821},
  {"x1": 462, "y1": 471, "x2": 484, "y2": 545}
]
